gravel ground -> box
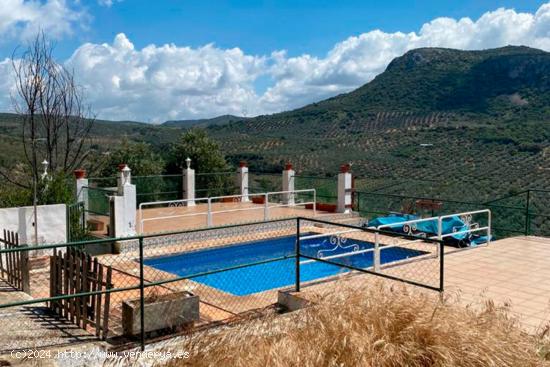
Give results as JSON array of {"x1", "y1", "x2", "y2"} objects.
[{"x1": 0, "y1": 280, "x2": 103, "y2": 365}]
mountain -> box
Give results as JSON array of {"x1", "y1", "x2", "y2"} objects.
[
  {"x1": 205, "y1": 46, "x2": 550, "y2": 199},
  {"x1": 315, "y1": 46, "x2": 550, "y2": 114}
]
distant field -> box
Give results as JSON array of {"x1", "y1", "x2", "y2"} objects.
[
  {"x1": 1, "y1": 111, "x2": 548, "y2": 203},
  {"x1": 209, "y1": 112, "x2": 549, "y2": 201}
]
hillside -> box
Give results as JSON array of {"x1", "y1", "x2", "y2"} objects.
[
  {"x1": 163, "y1": 114, "x2": 248, "y2": 128},
  {"x1": 0, "y1": 113, "x2": 182, "y2": 168},
  {"x1": 206, "y1": 46, "x2": 550, "y2": 199},
  {"x1": 1, "y1": 46, "x2": 549, "y2": 202},
  {"x1": 315, "y1": 46, "x2": 550, "y2": 114}
]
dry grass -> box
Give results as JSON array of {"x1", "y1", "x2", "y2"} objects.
[{"x1": 157, "y1": 282, "x2": 550, "y2": 367}]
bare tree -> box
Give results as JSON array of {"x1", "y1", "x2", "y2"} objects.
[{"x1": 0, "y1": 32, "x2": 94, "y2": 190}]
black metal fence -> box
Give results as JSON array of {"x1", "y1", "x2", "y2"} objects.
[
  {"x1": 89, "y1": 172, "x2": 246, "y2": 207},
  {"x1": 294, "y1": 175, "x2": 338, "y2": 204},
  {"x1": 0, "y1": 217, "x2": 443, "y2": 353},
  {"x1": 133, "y1": 174, "x2": 183, "y2": 205},
  {"x1": 67, "y1": 201, "x2": 86, "y2": 242},
  {"x1": 248, "y1": 172, "x2": 281, "y2": 193},
  {"x1": 85, "y1": 186, "x2": 115, "y2": 216},
  {"x1": 195, "y1": 171, "x2": 238, "y2": 197}
]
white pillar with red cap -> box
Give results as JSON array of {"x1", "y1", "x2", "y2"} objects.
[
  {"x1": 237, "y1": 161, "x2": 249, "y2": 202},
  {"x1": 112, "y1": 164, "x2": 137, "y2": 238},
  {"x1": 282, "y1": 163, "x2": 295, "y2": 205},
  {"x1": 337, "y1": 164, "x2": 353, "y2": 213},
  {"x1": 74, "y1": 169, "x2": 89, "y2": 221}
]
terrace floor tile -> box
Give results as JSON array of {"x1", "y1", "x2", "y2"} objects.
[{"x1": 440, "y1": 235, "x2": 550, "y2": 332}]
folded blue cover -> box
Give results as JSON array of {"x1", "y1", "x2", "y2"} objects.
[
  {"x1": 367, "y1": 213, "x2": 419, "y2": 228},
  {"x1": 368, "y1": 213, "x2": 493, "y2": 246}
]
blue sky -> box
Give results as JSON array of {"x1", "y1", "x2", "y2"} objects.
[
  {"x1": 0, "y1": 1, "x2": 549, "y2": 121},
  {"x1": 100, "y1": 1, "x2": 542, "y2": 55},
  {"x1": 5, "y1": 0, "x2": 542, "y2": 59}
]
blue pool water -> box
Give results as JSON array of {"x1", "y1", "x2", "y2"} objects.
[{"x1": 144, "y1": 234, "x2": 426, "y2": 296}]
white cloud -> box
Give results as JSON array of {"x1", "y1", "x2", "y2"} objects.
[
  {"x1": 66, "y1": 34, "x2": 267, "y2": 122},
  {"x1": 97, "y1": 0, "x2": 122, "y2": 7},
  {"x1": 0, "y1": 0, "x2": 85, "y2": 41},
  {"x1": 1, "y1": 2, "x2": 550, "y2": 121},
  {"x1": 0, "y1": 58, "x2": 14, "y2": 109}
]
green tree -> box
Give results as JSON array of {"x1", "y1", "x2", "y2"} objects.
[
  {"x1": 168, "y1": 129, "x2": 234, "y2": 196},
  {"x1": 39, "y1": 172, "x2": 75, "y2": 205},
  {"x1": 168, "y1": 129, "x2": 229, "y2": 172},
  {"x1": 0, "y1": 167, "x2": 74, "y2": 208},
  {"x1": 98, "y1": 140, "x2": 168, "y2": 202},
  {"x1": 0, "y1": 181, "x2": 31, "y2": 208},
  {"x1": 100, "y1": 139, "x2": 164, "y2": 177}
]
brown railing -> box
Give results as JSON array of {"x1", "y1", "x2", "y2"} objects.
[
  {"x1": 0, "y1": 230, "x2": 30, "y2": 293},
  {"x1": 49, "y1": 247, "x2": 113, "y2": 339}
]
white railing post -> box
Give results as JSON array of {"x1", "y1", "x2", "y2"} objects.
[
  {"x1": 264, "y1": 193, "x2": 269, "y2": 220},
  {"x1": 313, "y1": 190, "x2": 317, "y2": 217},
  {"x1": 139, "y1": 207, "x2": 143, "y2": 234},
  {"x1": 207, "y1": 198, "x2": 212, "y2": 226},
  {"x1": 487, "y1": 210, "x2": 492, "y2": 245},
  {"x1": 374, "y1": 231, "x2": 380, "y2": 272}
]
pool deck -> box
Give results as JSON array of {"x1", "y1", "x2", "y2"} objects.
[
  {"x1": 293, "y1": 235, "x2": 550, "y2": 333},
  {"x1": 91, "y1": 200, "x2": 338, "y2": 236},
  {"x1": 444, "y1": 235, "x2": 550, "y2": 331}
]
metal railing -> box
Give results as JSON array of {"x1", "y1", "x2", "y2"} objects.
[
  {"x1": 83, "y1": 186, "x2": 117, "y2": 216},
  {"x1": 294, "y1": 174, "x2": 337, "y2": 204},
  {"x1": 138, "y1": 197, "x2": 210, "y2": 233},
  {"x1": 438, "y1": 210, "x2": 491, "y2": 242},
  {"x1": 299, "y1": 213, "x2": 457, "y2": 275},
  {"x1": 195, "y1": 171, "x2": 238, "y2": 197},
  {"x1": 0, "y1": 216, "x2": 443, "y2": 353},
  {"x1": 132, "y1": 174, "x2": 183, "y2": 205},
  {"x1": 138, "y1": 189, "x2": 317, "y2": 233},
  {"x1": 66, "y1": 201, "x2": 86, "y2": 242},
  {"x1": 296, "y1": 217, "x2": 444, "y2": 292},
  {"x1": 355, "y1": 189, "x2": 549, "y2": 238}
]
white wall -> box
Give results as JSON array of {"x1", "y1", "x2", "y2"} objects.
[
  {"x1": 113, "y1": 184, "x2": 136, "y2": 238},
  {"x1": 0, "y1": 204, "x2": 67, "y2": 245}
]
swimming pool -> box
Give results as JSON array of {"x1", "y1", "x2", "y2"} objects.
[{"x1": 144, "y1": 233, "x2": 426, "y2": 296}]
